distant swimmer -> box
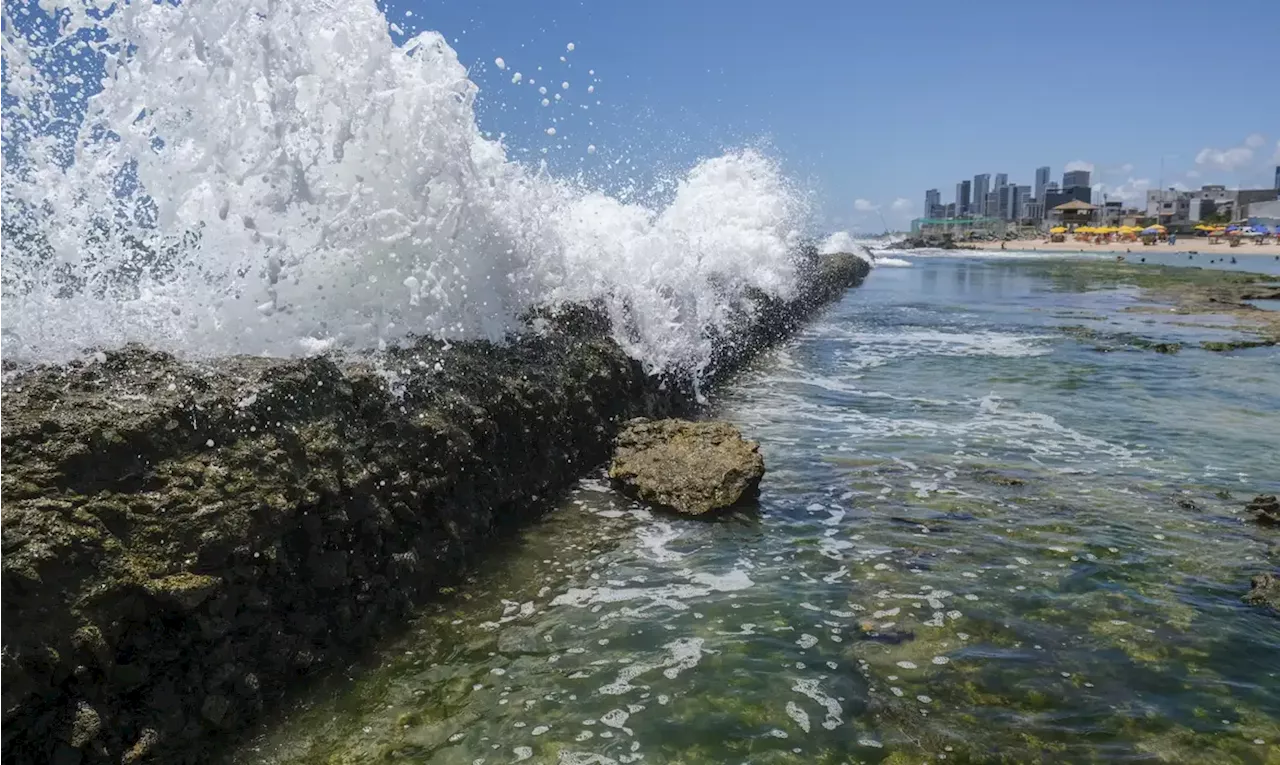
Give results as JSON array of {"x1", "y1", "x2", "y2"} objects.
[{"x1": 1230, "y1": 256, "x2": 1237, "y2": 264}]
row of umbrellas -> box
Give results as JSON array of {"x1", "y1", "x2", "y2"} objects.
[
  {"x1": 1051, "y1": 224, "x2": 1274, "y2": 236},
  {"x1": 1052, "y1": 225, "x2": 1159, "y2": 236},
  {"x1": 1194, "y1": 224, "x2": 1274, "y2": 235}
]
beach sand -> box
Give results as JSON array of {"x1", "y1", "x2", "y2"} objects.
[{"x1": 969, "y1": 238, "x2": 1280, "y2": 256}]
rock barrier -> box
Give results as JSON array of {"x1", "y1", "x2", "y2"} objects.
[{"x1": 0, "y1": 250, "x2": 869, "y2": 764}]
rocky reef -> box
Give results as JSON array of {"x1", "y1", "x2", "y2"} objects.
[
  {"x1": 608, "y1": 418, "x2": 765, "y2": 515},
  {"x1": 0, "y1": 251, "x2": 869, "y2": 764}
]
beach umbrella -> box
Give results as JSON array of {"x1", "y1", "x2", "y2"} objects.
[
  {"x1": 1049, "y1": 226, "x2": 1067, "y2": 234},
  {"x1": 1225, "y1": 225, "x2": 1239, "y2": 232},
  {"x1": 1140, "y1": 226, "x2": 1162, "y2": 235}
]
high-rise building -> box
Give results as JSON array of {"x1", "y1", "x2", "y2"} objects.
[
  {"x1": 983, "y1": 191, "x2": 1000, "y2": 218},
  {"x1": 972, "y1": 174, "x2": 990, "y2": 217},
  {"x1": 998, "y1": 184, "x2": 1014, "y2": 220},
  {"x1": 1035, "y1": 166, "x2": 1050, "y2": 201},
  {"x1": 1274, "y1": 165, "x2": 1279, "y2": 190},
  {"x1": 994, "y1": 173, "x2": 1008, "y2": 190},
  {"x1": 1015, "y1": 185, "x2": 1032, "y2": 220},
  {"x1": 1063, "y1": 169, "x2": 1091, "y2": 190},
  {"x1": 956, "y1": 180, "x2": 971, "y2": 215},
  {"x1": 945, "y1": 202, "x2": 957, "y2": 219},
  {"x1": 924, "y1": 188, "x2": 940, "y2": 218}
]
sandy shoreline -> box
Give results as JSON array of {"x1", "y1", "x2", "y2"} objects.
[{"x1": 968, "y1": 239, "x2": 1280, "y2": 256}]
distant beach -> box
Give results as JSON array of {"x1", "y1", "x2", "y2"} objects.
[{"x1": 970, "y1": 238, "x2": 1280, "y2": 257}]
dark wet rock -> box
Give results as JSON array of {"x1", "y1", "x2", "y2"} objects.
[
  {"x1": 144, "y1": 573, "x2": 222, "y2": 611},
  {"x1": 883, "y1": 235, "x2": 974, "y2": 251},
  {"x1": 975, "y1": 469, "x2": 1028, "y2": 487},
  {"x1": 0, "y1": 251, "x2": 870, "y2": 765},
  {"x1": 1201, "y1": 338, "x2": 1277, "y2": 352},
  {"x1": 857, "y1": 621, "x2": 915, "y2": 645},
  {"x1": 1247, "y1": 495, "x2": 1280, "y2": 525},
  {"x1": 1242, "y1": 573, "x2": 1280, "y2": 614},
  {"x1": 1174, "y1": 496, "x2": 1201, "y2": 512},
  {"x1": 1059, "y1": 325, "x2": 1181, "y2": 354},
  {"x1": 608, "y1": 418, "x2": 765, "y2": 515}
]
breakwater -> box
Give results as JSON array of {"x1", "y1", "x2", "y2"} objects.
[{"x1": 0, "y1": 251, "x2": 869, "y2": 765}]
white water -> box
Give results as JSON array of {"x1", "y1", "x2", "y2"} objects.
[{"x1": 1, "y1": 0, "x2": 806, "y2": 375}]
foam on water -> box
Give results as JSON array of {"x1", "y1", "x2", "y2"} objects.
[{"x1": 2, "y1": 0, "x2": 806, "y2": 376}]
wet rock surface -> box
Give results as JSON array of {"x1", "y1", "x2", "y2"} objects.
[
  {"x1": 0, "y1": 252, "x2": 869, "y2": 764},
  {"x1": 608, "y1": 418, "x2": 765, "y2": 515},
  {"x1": 1247, "y1": 494, "x2": 1280, "y2": 525},
  {"x1": 1242, "y1": 573, "x2": 1280, "y2": 614}
]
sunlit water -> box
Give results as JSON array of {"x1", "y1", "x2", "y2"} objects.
[{"x1": 231, "y1": 257, "x2": 1280, "y2": 764}]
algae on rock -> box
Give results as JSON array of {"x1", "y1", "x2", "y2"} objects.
[{"x1": 608, "y1": 418, "x2": 765, "y2": 516}]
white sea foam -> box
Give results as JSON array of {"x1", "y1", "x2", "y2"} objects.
[
  {"x1": 2, "y1": 0, "x2": 806, "y2": 377},
  {"x1": 597, "y1": 637, "x2": 706, "y2": 694},
  {"x1": 875, "y1": 257, "x2": 912, "y2": 267}
]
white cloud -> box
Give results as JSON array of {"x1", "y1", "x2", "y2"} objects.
[
  {"x1": 1194, "y1": 133, "x2": 1272, "y2": 172},
  {"x1": 890, "y1": 198, "x2": 913, "y2": 212},
  {"x1": 1186, "y1": 169, "x2": 1200, "y2": 179},
  {"x1": 1091, "y1": 177, "x2": 1152, "y2": 206},
  {"x1": 1196, "y1": 145, "x2": 1254, "y2": 171},
  {"x1": 853, "y1": 198, "x2": 879, "y2": 212},
  {"x1": 1065, "y1": 160, "x2": 1094, "y2": 173},
  {"x1": 1119, "y1": 163, "x2": 1134, "y2": 174}
]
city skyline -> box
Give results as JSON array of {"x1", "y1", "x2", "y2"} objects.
[{"x1": 922, "y1": 164, "x2": 1094, "y2": 224}]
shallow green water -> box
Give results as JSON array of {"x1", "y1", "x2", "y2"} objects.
[{"x1": 232, "y1": 257, "x2": 1280, "y2": 765}]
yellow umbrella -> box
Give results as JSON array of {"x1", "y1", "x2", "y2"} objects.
[
  {"x1": 1147, "y1": 224, "x2": 1167, "y2": 232},
  {"x1": 1075, "y1": 226, "x2": 1095, "y2": 234},
  {"x1": 1050, "y1": 226, "x2": 1067, "y2": 234},
  {"x1": 1194, "y1": 224, "x2": 1214, "y2": 231}
]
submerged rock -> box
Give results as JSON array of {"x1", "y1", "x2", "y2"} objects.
[
  {"x1": 1246, "y1": 494, "x2": 1280, "y2": 525},
  {"x1": 608, "y1": 418, "x2": 765, "y2": 516},
  {"x1": 1242, "y1": 573, "x2": 1280, "y2": 614}
]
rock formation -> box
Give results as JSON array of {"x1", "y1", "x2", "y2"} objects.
[{"x1": 608, "y1": 418, "x2": 765, "y2": 515}]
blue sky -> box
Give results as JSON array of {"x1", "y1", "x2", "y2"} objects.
[
  {"x1": 387, "y1": 0, "x2": 1280, "y2": 230},
  {"x1": 6, "y1": 0, "x2": 1276, "y2": 231}
]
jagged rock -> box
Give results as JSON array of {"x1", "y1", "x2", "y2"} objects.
[
  {"x1": 1247, "y1": 494, "x2": 1280, "y2": 524},
  {"x1": 144, "y1": 573, "x2": 222, "y2": 611},
  {"x1": 608, "y1": 418, "x2": 765, "y2": 515},
  {"x1": 67, "y1": 701, "x2": 101, "y2": 748},
  {"x1": 1243, "y1": 573, "x2": 1280, "y2": 614},
  {"x1": 121, "y1": 728, "x2": 159, "y2": 765}
]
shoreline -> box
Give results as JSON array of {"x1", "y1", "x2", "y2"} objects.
[{"x1": 968, "y1": 238, "x2": 1280, "y2": 257}]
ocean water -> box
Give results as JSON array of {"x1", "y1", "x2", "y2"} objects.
[{"x1": 230, "y1": 257, "x2": 1280, "y2": 764}]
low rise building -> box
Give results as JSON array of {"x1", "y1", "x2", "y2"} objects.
[{"x1": 1048, "y1": 199, "x2": 1097, "y2": 227}]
